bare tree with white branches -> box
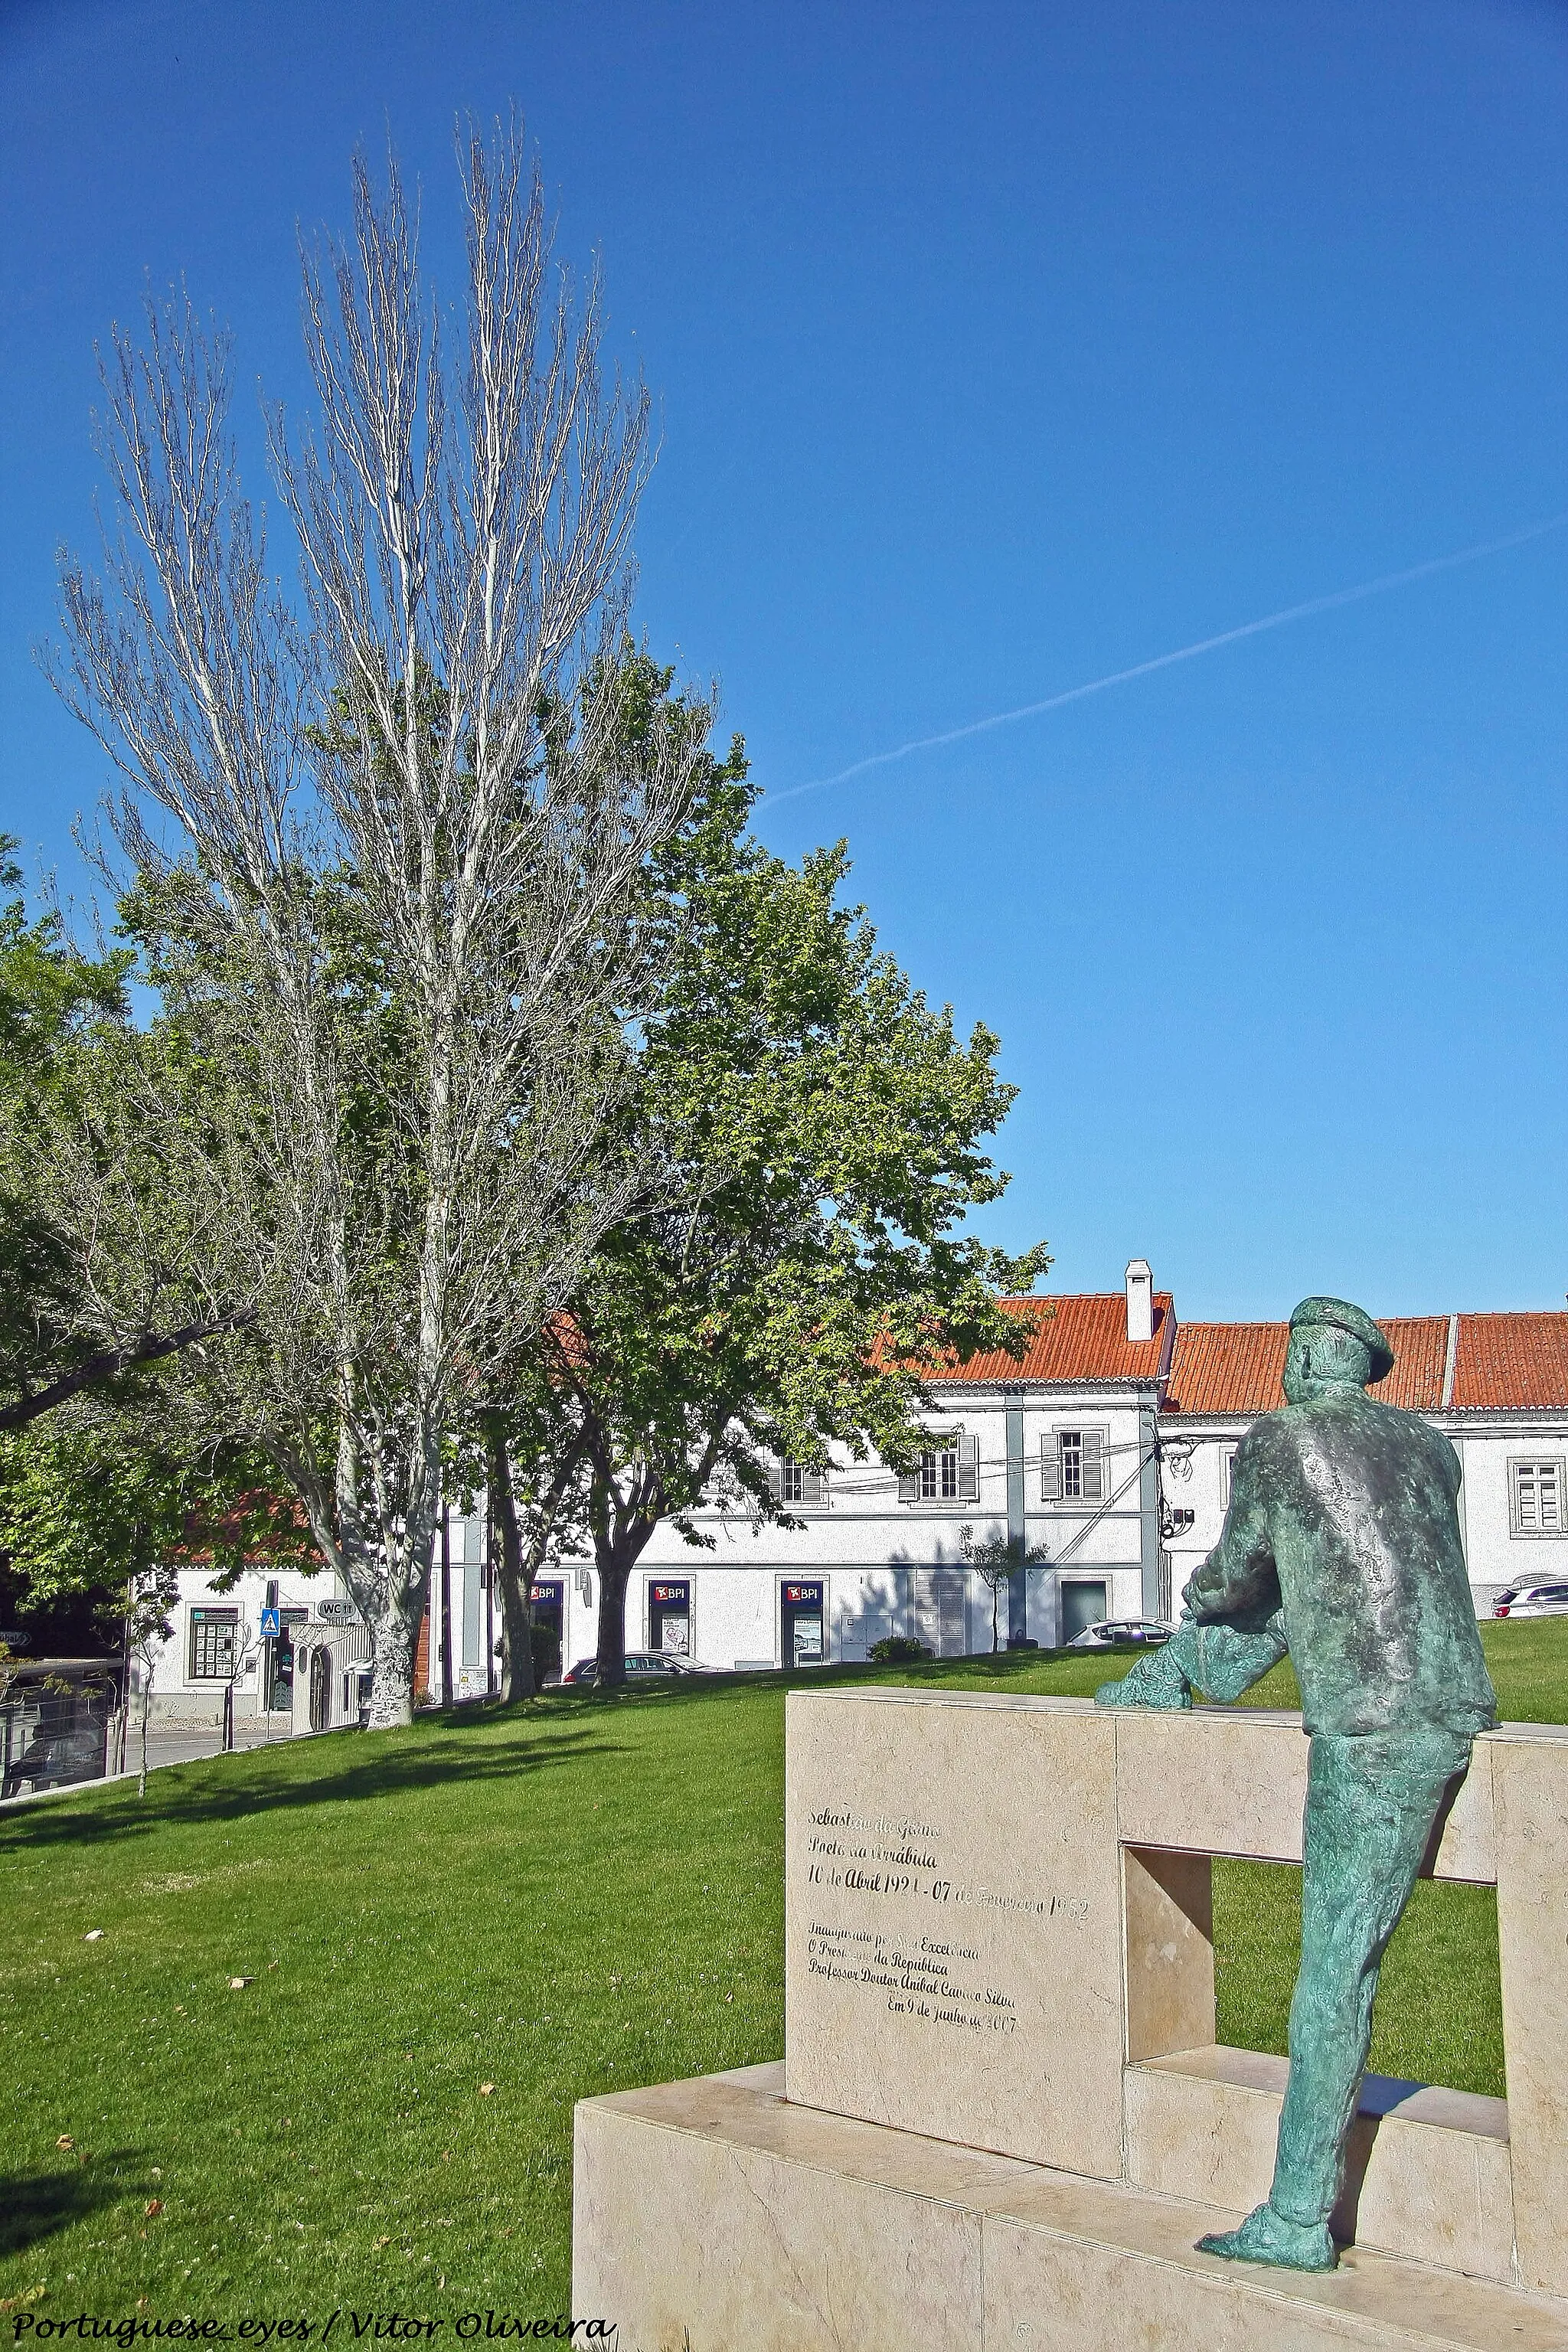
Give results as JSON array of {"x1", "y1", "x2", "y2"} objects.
[{"x1": 43, "y1": 120, "x2": 705, "y2": 1724}]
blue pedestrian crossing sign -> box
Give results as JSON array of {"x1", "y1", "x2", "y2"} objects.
[{"x1": 260, "y1": 1606, "x2": 281, "y2": 1638}]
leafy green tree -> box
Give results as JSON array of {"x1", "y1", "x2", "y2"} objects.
[
  {"x1": 959, "y1": 1523, "x2": 1049, "y2": 1653},
  {"x1": 516, "y1": 764, "x2": 1049, "y2": 1687},
  {"x1": 0, "y1": 1404, "x2": 309, "y2": 1788},
  {"x1": 0, "y1": 838, "x2": 247, "y2": 1433},
  {"x1": 0, "y1": 1411, "x2": 294, "y2": 1615}
]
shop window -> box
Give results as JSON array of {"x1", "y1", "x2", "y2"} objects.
[{"x1": 188, "y1": 1608, "x2": 239, "y2": 1680}]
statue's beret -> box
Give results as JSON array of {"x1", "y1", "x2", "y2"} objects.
[{"x1": 1289, "y1": 1296, "x2": 1395, "y2": 1383}]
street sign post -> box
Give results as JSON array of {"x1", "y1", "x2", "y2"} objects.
[{"x1": 260, "y1": 1606, "x2": 281, "y2": 1639}]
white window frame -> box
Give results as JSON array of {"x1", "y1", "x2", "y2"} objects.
[
  {"x1": 1220, "y1": 1445, "x2": 1240, "y2": 1507},
  {"x1": 1041, "y1": 1426, "x2": 1106, "y2": 1504},
  {"x1": 899, "y1": 1432, "x2": 979, "y2": 1504},
  {"x1": 1508, "y1": 1457, "x2": 1565, "y2": 1537}
]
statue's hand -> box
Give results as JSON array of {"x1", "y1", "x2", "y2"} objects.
[{"x1": 1093, "y1": 1645, "x2": 1194, "y2": 1710}]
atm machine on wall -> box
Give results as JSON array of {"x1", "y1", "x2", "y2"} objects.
[
  {"x1": 780, "y1": 1579, "x2": 825, "y2": 1668},
  {"x1": 529, "y1": 1577, "x2": 565, "y2": 1683},
  {"x1": 648, "y1": 1579, "x2": 691, "y2": 1656}
]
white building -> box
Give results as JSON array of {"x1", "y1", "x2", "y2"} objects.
[
  {"x1": 144, "y1": 1265, "x2": 1568, "y2": 1717},
  {"x1": 1158, "y1": 1306, "x2": 1568, "y2": 1618}
]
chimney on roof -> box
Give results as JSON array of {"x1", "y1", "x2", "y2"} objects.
[{"x1": 1125, "y1": 1259, "x2": 1153, "y2": 1346}]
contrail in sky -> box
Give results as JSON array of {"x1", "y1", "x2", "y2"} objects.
[{"x1": 766, "y1": 512, "x2": 1568, "y2": 807}]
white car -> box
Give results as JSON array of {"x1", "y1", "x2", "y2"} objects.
[
  {"x1": 1492, "y1": 1583, "x2": 1568, "y2": 1620},
  {"x1": 1066, "y1": 1619, "x2": 1174, "y2": 1649}
]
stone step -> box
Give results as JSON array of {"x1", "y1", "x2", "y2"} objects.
[{"x1": 573, "y1": 2062, "x2": 1568, "y2": 2352}]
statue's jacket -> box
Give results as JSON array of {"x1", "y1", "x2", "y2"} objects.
[{"x1": 1184, "y1": 1389, "x2": 1498, "y2": 1739}]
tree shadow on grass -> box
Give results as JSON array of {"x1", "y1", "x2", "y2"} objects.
[
  {"x1": 0, "y1": 2154, "x2": 149, "y2": 2258},
  {"x1": 0, "y1": 1646, "x2": 1137, "y2": 1860},
  {"x1": 0, "y1": 1722, "x2": 631, "y2": 1855}
]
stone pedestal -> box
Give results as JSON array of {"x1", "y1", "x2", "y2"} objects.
[{"x1": 573, "y1": 1692, "x2": 1568, "y2": 2347}]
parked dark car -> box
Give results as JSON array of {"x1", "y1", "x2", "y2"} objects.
[{"x1": 561, "y1": 1651, "x2": 710, "y2": 1685}]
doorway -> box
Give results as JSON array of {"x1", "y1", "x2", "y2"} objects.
[
  {"x1": 266, "y1": 1607, "x2": 308, "y2": 1712},
  {"x1": 308, "y1": 1645, "x2": 331, "y2": 1732},
  {"x1": 1060, "y1": 1579, "x2": 1108, "y2": 1645},
  {"x1": 529, "y1": 1579, "x2": 565, "y2": 1684}
]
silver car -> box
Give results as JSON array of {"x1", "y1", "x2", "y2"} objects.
[
  {"x1": 1065, "y1": 1618, "x2": 1174, "y2": 1649},
  {"x1": 1492, "y1": 1583, "x2": 1568, "y2": 1620}
]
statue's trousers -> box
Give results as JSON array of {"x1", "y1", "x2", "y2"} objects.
[{"x1": 1269, "y1": 1726, "x2": 1473, "y2": 2228}]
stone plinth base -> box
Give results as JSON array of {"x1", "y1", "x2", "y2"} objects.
[{"x1": 572, "y1": 2063, "x2": 1568, "y2": 2352}]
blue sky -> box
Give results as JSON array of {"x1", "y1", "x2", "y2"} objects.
[{"x1": 2, "y1": 0, "x2": 1565, "y2": 1318}]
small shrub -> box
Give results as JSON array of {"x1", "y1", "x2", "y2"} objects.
[{"x1": 868, "y1": 1635, "x2": 933, "y2": 1664}]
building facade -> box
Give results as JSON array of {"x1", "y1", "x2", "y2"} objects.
[
  {"x1": 561, "y1": 1267, "x2": 1568, "y2": 1675},
  {"x1": 143, "y1": 1265, "x2": 1568, "y2": 1715}
]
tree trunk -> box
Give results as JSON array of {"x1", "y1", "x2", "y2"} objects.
[
  {"x1": 594, "y1": 1553, "x2": 630, "y2": 1687},
  {"x1": 486, "y1": 1418, "x2": 536, "y2": 1704},
  {"x1": 365, "y1": 1566, "x2": 428, "y2": 1730},
  {"x1": 593, "y1": 1517, "x2": 655, "y2": 1689}
]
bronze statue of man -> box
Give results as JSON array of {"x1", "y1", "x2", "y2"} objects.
[{"x1": 1096, "y1": 1296, "x2": 1496, "y2": 2272}]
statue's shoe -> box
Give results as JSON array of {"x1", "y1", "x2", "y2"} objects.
[
  {"x1": 1197, "y1": 2203, "x2": 1337, "y2": 2272},
  {"x1": 1093, "y1": 1650, "x2": 1193, "y2": 1710}
]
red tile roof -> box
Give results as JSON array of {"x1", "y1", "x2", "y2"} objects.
[
  {"x1": 926, "y1": 1295, "x2": 1568, "y2": 1412},
  {"x1": 1451, "y1": 1312, "x2": 1568, "y2": 1411},
  {"x1": 929, "y1": 1292, "x2": 1174, "y2": 1387},
  {"x1": 1376, "y1": 1318, "x2": 1452, "y2": 1413},
  {"x1": 1161, "y1": 1316, "x2": 1449, "y2": 1416},
  {"x1": 1162, "y1": 1321, "x2": 1288, "y2": 1416}
]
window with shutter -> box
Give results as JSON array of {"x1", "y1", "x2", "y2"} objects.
[
  {"x1": 903, "y1": 1442, "x2": 969, "y2": 1502},
  {"x1": 774, "y1": 1460, "x2": 826, "y2": 1507},
  {"x1": 920, "y1": 1446, "x2": 959, "y2": 1499},
  {"x1": 1044, "y1": 1429, "x2": 1107, "y2": 1504}
]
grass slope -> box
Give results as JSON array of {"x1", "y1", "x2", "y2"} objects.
[{"x1": 2, "y1": 1620, "x2": 1563, "y2": 2318}]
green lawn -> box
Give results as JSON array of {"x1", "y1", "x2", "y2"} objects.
[{"x1": 2, "y1": 1619, "x2": 1563, "y2": 2319}]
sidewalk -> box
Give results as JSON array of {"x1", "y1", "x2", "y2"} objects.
[
  {"x1": 132, "y1": 1710, "x2": 296, "y2": 1770},
  {"x1": 1, "y1": 1710, "x2": 300, "y2": 1808}
]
